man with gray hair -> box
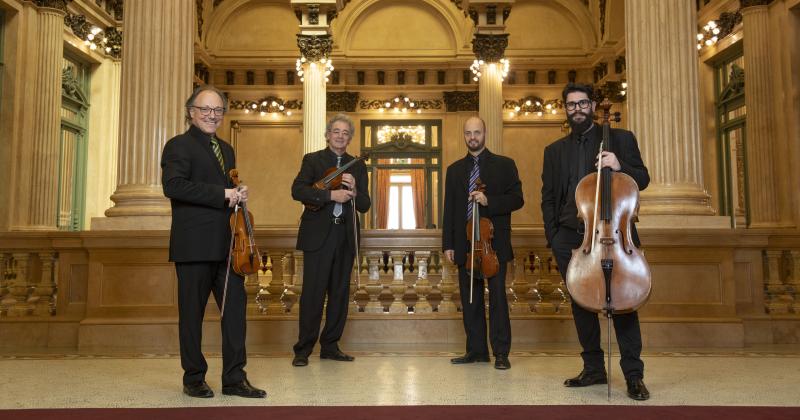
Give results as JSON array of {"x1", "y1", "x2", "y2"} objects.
[
  {"x1": 290, "y1": 113, "x2": 371, "y2": 367},
  {"x1": 161, "y1": 85, "x2": 265, "y2": 398}
]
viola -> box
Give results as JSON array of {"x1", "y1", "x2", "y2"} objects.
[
  {"x1": 305, "y1": 154, "x2": 369, "y2": 211},
  {"x1": 228, "y1": 169, "x2": 261, "y2": 276},
  {"x1": 565, "y1": 99, "x2": 651, "y2": 314},
  {"x1": 465, "y1": 179, "x2": 500, "y2": 303}
]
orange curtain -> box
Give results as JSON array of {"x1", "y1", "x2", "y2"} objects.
[
  {"x1": 375, "y1": 169, "x2": 391, "y2": 229},
  {"x1": 411, "y1": 169, "x2": 426, "y2": 229}
]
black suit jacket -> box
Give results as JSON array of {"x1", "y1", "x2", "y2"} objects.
[
  {"x1": 541, "y1": 126, "x2": 650, "y2": 247},
  {"x1": 292, "y1": 148, "x2": 371, "y2": 252},
  {"x1": 161, "y1": 124, "x2": 235, "y2": 262},
  {"x1": 442, "y1": 150, "x2": 524, "y2": 265}
]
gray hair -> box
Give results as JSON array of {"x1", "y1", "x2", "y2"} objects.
[
  {"x1": 184, "y1": 85, "x2": 228, "y2": 124},
  {"x1": 326, "y1": 113, "x2": 355, "y2": 137}
]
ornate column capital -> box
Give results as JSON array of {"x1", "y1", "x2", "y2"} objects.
[
  {"x1": 740, "y1": 0, "x2": 774, "y2": 8},
  {"x1": 31, "y1": 0, "x2": 69, "y2": 13},
  {"x1": 297, "y1": 34, "x2": 333, "y2": 62},
  {"x1": 472, "y1": 33, "x2": 509, "y2": 62},
  {"x1": 468, "y1": 1, "x2": 514, "y2": 32}
]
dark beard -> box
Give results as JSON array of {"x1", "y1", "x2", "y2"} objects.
[{"x1": 568, "y1": 111, "x2": 593, "y2": 134}]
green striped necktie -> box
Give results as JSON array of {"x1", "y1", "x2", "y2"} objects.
[{"x1": 210, "y1": 137, "x2": 225, "y2": 172}]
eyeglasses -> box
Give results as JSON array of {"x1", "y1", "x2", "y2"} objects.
[
  {"x1": 191, "y1": 106, "x2": 226, "y2": 116},
  {"x1": 564, "y1": 99, "x2": 592, "y2": 111}
]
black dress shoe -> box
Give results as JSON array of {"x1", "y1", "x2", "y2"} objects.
[
  {"x1": 563, "y1": 370, "x2": 608, "y2": 387},
  {"x1": 222, "y1": 379, "x2": 266, "y2": 398},
  {"x1": 494, "y1": 355, "x2": 511, "y2": 370},
  {"x1": 183, "y1": 381, "x2": 214, "y2": 398},
  {"x1": 450, "y1": 353, "x2": 491, "y2": 364},
  {"x1": 292, "y1": 355, "x2": 309, "y2": 367},
  {"x1": 626, "y1": 378, "x2": 650, "y2": 401},
  {"x1": 320, "y1": 349, "x2": 355, "y2": 361}
]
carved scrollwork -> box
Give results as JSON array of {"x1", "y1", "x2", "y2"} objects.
[
  {"x1": 297, "y1": 34, "x2": 333, "y2": 62},
  {"x1": 328, "y1": 92, "x2": 360, "y2": 112},
  {"x1": 472, "y1": 33, "x2": 509, "y2": 63},
  {"x1": 443, "y1": 91, "x2": 478, "y2": 112}
]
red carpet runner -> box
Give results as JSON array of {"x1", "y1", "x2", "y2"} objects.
[{"x1": 1, "y1": 405, "x2": 798, "y2": 420}]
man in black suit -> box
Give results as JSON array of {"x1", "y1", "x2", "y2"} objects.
[
  {"x1": 290, "y1": 114, "x2": 370, "y2": 367},
  {"x1": 442, "y1": 116, "x2": 524, "y2": 370},
  {"x1": 161, "y1": 85, "x2": 265, "y2": 399},
  {"x1": 540, "y1": 83, "x2": 650, "y2": 400}
]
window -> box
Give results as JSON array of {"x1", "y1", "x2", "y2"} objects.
[
  {"x1": 386, "y1": 174, "x2": 416, "y2": 230},
  {"x1": 714, "y1": 50, "x2": 747, "y2": 227}
]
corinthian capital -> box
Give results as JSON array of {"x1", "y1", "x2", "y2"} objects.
[
  {"x1": 472, "y1": 33, "x2": 509, "y2": 62},
  {"x1": 297, "y1": 34, "x2": 333, "y2": 62}
]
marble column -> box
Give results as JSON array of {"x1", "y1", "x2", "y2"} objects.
[
  {"x1": 476, "y1": 53, "x2": 506, "y2": 154},
  {"x1": 299, "y1": 51, "x2": 329, "y2": 154},
  {"x1": 740, "y1": 0, "x2": 781, "y2": 227},
  {"x1": 292, "y1": 0, "x2": 337, "y2": 154},
  {"x1": 469, "y1": 2, "x2": 513, "y2": 154},
  {"x1": 94, "y1": 0, "x2": 193, "y2": 229},
  {"x1": 625, "y1": 0, "x2": 717, "y2": 222},
  {"x1": 25, "y1": 2, "x2": 67, "y2": 230}
]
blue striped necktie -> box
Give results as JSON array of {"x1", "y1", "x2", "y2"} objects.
[
  {"x1": 333, "y1": 156, "x2": 343, "y2": 217},
  {"x1": 466, "y1": 155, "x2": 480, "y2": 220}
]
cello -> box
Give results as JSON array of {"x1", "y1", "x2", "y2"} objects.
[
  {"x1": 220, "y1": 169, "x2": 262, "y2": 318},
  {"x1": 465, "y1": 179, "x2": 499, "y2": 303},
  {"x1": 565, "y1": 99, "x2": 651, "y2": 397}
]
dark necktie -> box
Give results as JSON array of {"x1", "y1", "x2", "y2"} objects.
[
  {"x1": 333, "y1": 156, "x2": 343, "y2": 217},
  {"x1": 466, "y1": 155, "x2": 480, "y2": 220},
  {"x1": 210, "y1": 137, "x2": 225, "y2": 172},
  {"x1": 577, "y1": 135, "x2": 587, "y2": 179}
]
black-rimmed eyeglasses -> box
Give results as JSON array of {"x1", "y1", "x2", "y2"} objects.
[
  {"x1": 564, "y1": 99, "x2": 592, "y2": 111},
  {"x1": 191, "y1": 106, "x2": 226, "y2": 116}
]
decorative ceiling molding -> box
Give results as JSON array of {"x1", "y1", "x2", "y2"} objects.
[
  {"x1": 443, "y1": 91, "x2": 478, "y2": 112},
  {"x1": 327, "y1": 91, "x2": 359, "y2": 112}
]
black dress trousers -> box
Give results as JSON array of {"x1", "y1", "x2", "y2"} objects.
[
  {"x1": 175, "y1": 261, "x2": 247, "y2": 386},
  {"x1": 457, "y1": 262, "x2": 511, "y2": 357}
]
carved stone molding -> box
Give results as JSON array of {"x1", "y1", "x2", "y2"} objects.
[
  {"x1": 297, "y1": 34, "x2": 333, "y2": 62},
  {"x1": 328, "y1": 91, "x2": 359, "y2": 112},
  {"x1": 230, "y1": 96, "x2": 303, "y2": 114},
  {"x1": 196, "y1": 0, "x2": 204, "y2": 38},
  {"x1": 740, "y1": 0, "x2": 774, "y2": 8},
  {"x1": 34, "y1": 0, "x2": 69, "y2": 12},
  {"x1": 472, "y1": 33, "x2": 509, "y2": 62},
  {"x1": 359, "y1": 96, "x2": 442, "y2": 111},
  {"x1": 64, "y1": 12, "x2": 122, "y2": 58},
  {"x1": 443, "y1": 91, "x2": 478, "y2": 112}
]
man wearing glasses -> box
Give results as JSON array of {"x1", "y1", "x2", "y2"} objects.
[
  {"x1": 290, "y1": 114, "x2": 370, "y2": 367},
  {"x1": 540, "y1": 83, "x2": 651, "y2": 400},
  {"x1": 161, "y1": 85, "x2": 266, "y2": 399}
]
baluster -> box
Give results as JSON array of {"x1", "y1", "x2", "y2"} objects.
[
  {"x1": 32, "y1": 252, "x2": 57, "y2": 316},
  {"x1": 790, "y1": 250, "x2": 800, "y2": 314},
  {"x1": 364, "y1": 251, "x2": 384, "y2": 313},
  {"x1": 765, "y1": 250, "x2": 790, "y2": 314},
  {"x1": 349, "y1": 256, "x2": 360, "y2": 314},
  {"x1": 244, "y1": 267, "x2": 261, "y2": 316},
  {"x1": 414, "y1": 251, "x2": 432, "y2": 313},
  {"x1": 438, "y1": 254, "x2": 458, "y2": 313},
  {"x1": 289, "y1": 251, "x2": 304, "y2": 315},
  {"x1": 264, "y1": 253, "x2": 286, "y2": 315},
  {"x1": 404, "y1": 252, "x2": 419, "y2": 312},
  {"x1": 280, "y1": 252, "x2": 296, "y2": 314},
  {"x1": 427, "y1": 252, "x2": 443, "y2": 311},
  {"x1": 510, "y1": 254, "x2": 531, "y2": 314},
  {"x1": 256, "y1": 256, "x2": 271, "y2": 314},
  {"x1": 388, "y1": 251, "x2": 407, "y2": 313},
  {"x1": 0, "y1": 253, "x2": 10, "y2": 316},
  {"x1": 8, "y1": 252, "x2": 33, "y2": 316}
]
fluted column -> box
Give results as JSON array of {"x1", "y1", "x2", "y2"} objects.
[
  {"x1": 626, "y1": 0, "x2": 715, "y2": 218},
  {"x1": 741, "y1": 1, "x2": 780, "y2": 227},
  {"x1": 25, "y1": 2, "x2": 67, "y2": 230},
  {"x1": 300, "y1": 55, "x2": 329, "y2": 153},
  {"x1": 470, "y1": 1, "x2": 513, "y2": 154},
  {"x1": 292, "y1": 0, "x2": 337, "y2": 154},
  {"x1": 478, "y1": 60, "x2": 505, "y2": 153},
  {"x1": 95, "y1": 0, "x2": 193, "y2": 229}
]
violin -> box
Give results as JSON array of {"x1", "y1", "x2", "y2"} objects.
[
  {"x1": 228, "y1": 169, "x2": 261, "y2": 276},
  {"x1": 565, "y1": 100, "x2": 651, "y2": 315},
  {"x1": 465, "y1": 179, "x2": 500, "y2": 303},
  {"x1": 305, "y1": 154, "x2": 369, "y2": 211}
]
